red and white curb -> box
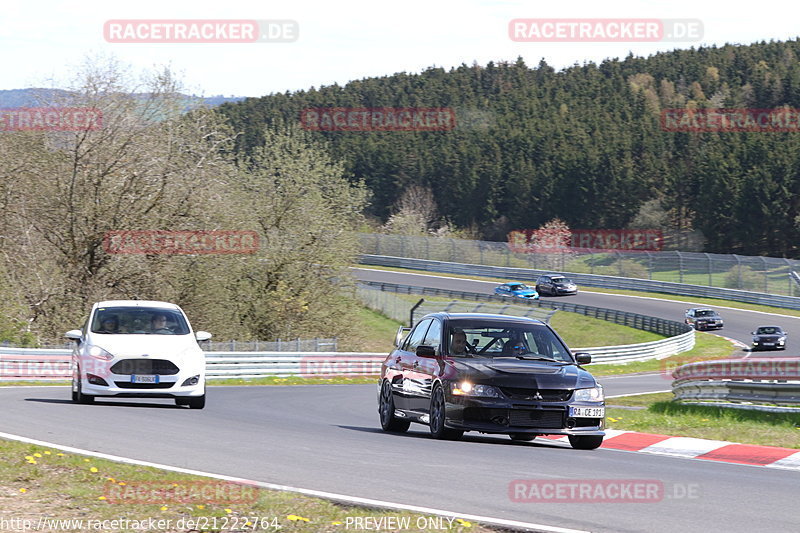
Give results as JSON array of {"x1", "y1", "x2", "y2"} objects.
[{"x1": 540, "y1": 430, "x2": 800, "y2": 470}]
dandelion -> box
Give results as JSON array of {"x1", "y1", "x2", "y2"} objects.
[
  {"x1": 19, "y1": 488, "x2": 27, "y2": 494},
  {"x1": 33, "y1": 453, "x2": 42, "y2": 458},
  {"x1": 331, "y1": 521, "x2": 342, "y2": 525},
  {"x1": 106, "y1": 477, "x2": 116, "y2": 482},
  {"x1": 98, "y1": 496, "x2": 106, "y2": 501},
  {"x1": 287, "y1": 515, "x2": 310, "y2": 522},
  {"x1": 56, "y1": 453, "x2": 65, "y2": 457},
  {"x1": 43, "y1": 451, "x2": 51, "y2": 455},
  {"x1": 197, "y1": 505, "x2": 205, "y2": 510},
  {"x1": 83, "y1": 459, "x2": 90, "y2": 462},
  {"x1": 456, "y1": 519, "x2": 472, "y2": 527},
  {"x1": 160, "y1": 506, "x2": 168, "y2": 511},
  {"x1": 90, "y1": 467, "x2": 99, "y2": 473},
  {"x1": 224, "y1": 509, "x2": 232, "y2": 514}
]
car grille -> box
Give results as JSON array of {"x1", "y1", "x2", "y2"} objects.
[
  {"x1": 110, "y1": 359, "x2": 180, "y2": 375},
  {"x1": 114, "y1": 381, "x2": 175, "y2": 389},
  {"x1": 508, "y1": 409, "x2": 565, "y2": 428},
  {"x1": 500, "y1": 388, "x2": 572, "y2": 401}
]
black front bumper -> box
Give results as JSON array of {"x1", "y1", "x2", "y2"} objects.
[{"x1": 444, "y1": 394, "x2": 604, "y2": 436}]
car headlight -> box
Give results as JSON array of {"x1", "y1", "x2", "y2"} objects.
[
  {"x1": 87, "y1": 345, "x2": 114, "y2": 361},
  {"x1": 451, "y1": 381, "x2": 502, "y2": 398},
  {"x1": 573, "y1": 386, "x2": 604, "y2": 402},
  {"x1": 778, "y1": 337, "x2": 786, "y2": 344}
]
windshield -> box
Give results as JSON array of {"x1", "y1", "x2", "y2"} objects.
[
  {"x1": 448, "y1": 321, "x2": 572, "y2": 362},
  {"x1": 551, "y1": 277, "x2": 571, "y2": 284},
  {"x1": 91, "y1": 306, "x2": 190, "y2": 335},
  {"x1": 756, "y1": 327, "x2": 780, "y2": 335},
  {"x1": 508, "y1": 284, "x2": 530, "y2": 291},
  {"x1": 695, "y1": 310, "x2": 716, "y2": 317}
]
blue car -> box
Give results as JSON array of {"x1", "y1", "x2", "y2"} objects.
[{"x1": 494, "y1": 282, "x2": 539, "y2": 300}]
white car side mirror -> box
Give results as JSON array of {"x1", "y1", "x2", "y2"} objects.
[
  {"x1": 65, "y1": 329, "x2": 82, "y2": 341},
  {"x1": 195, "y1": 331, "x2": 212, "y2": 342}
]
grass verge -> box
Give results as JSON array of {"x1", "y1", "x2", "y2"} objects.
[
  {"x1": 0, "y1": 438, "x2": 485, "y2": 532},
  {"x1": 586, "y1": 331, "x2": 737, "y2": 377},
  {"x1": 605, "y1": 393, "x2": 800, "y2": 448}
]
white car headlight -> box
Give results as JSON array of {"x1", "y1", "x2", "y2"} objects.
[
  {"x1": 451, "y1": 381, "x2": 502, "y2": 398},
  {"x1": 87, "y1": 345, "x2": 114, "y2": 361},
  {"x1": 574, "y1": 386, "x2": 604, "y2": 402}
]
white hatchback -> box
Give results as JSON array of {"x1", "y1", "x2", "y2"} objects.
[{"x1": 66, "y1": 300, "x2": 211, "y2": 409}]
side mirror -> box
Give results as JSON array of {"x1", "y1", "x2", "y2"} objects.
[
  {"x1": 65, "y1": 330, "x2": 82, "y2": 342},
  {"x1": 416, "y1": 345, "x2": 437, "y2": 358},
  {"x1": 575, "y1": 352, "x2": 592, "y2": 364},
  {"x1": 394, "y1": 326, "x2": 411, "y2": 347},
  {"x1": 195, "y1": 331, "x2": 212, "y2": 342}
]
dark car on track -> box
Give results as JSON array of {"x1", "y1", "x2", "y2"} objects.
[
  {"x1": 377, "y1": 313, "x2": 605, "y2": 449},
  {"x1": 750, "y1": 326, "x2": 787, "y2": 351},
  {"x1": 535, "y1": 274, "x2": 578, "y2": 296},
  {"x1": 494, "y1": 282, "x2": 539, "y2": 300},
  {"x1": 684, "y1": 308, "x2": 724, "y2": 330}
]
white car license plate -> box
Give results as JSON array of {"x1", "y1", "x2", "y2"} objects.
[
  {"x1": 763, "y1": 342, "x2": 774, "y2": 346},
  {"x1": 570, "y1": 406, "x2": 604, "y2": 418},
  {"x1": 132, "y1": 375, "x2": 159, "y2": 384}
]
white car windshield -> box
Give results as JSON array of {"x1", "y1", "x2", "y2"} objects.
[{"x1": 90, "y1": 306, "x2": 190, "y2": 335}]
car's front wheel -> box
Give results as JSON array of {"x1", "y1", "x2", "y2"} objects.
[
  {"x1": 379, "y1": 381, "x2": 410, "y2": 432},
  {"x1": 429, "y1": 385, "x2": 463, "y2": 440},
  {"x1": 72, "y1": 369, "x2": 94, "y2": 404},
  {"x1": 568, "y1": 435, "x2": 603, "y2": 450}
]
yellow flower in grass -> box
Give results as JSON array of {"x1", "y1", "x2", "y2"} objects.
[
  {"x1": 83, "y1": 459, "x2": 90, "y2": 462},
  {"x1": 331, "y1": 521, "x2": 342, "y2": 525},
  {"x1": 19, "y1": 488, "x2": 27, "y2": 494},
  {"x1": 456, "y1": 519, "x2": 472, "y2": 527},
  {"x1": 56, "y1": 453, "x2": 65, "y2": 457},
  {"x1": 33, "y1": 453, "x2": 42, "y2": 458},
  {"x1": 160, "y1": 506, "x2": 168, "y2": 511},
  {"x1": 106, "y1": 477, "x2": 116, "y2": 482},
  {"x1": 118, "y1": 482, "x2": 126, "y2": 486},
  {"x1": 287, "y1": 515, "x2": 310, "y2": 522},
  {"x1": 98, "y1": 496, "x2": 106, "y2": 501},
  {"x1": 43, "y1": 451, "x2": 51, "y2": 455},
  {"x1": 89, "y1": 467, "x2": 99, "y2": 473},
  {"x1": 196, "y1": 505, "x2": 205, "y2": 510},
  {"x1": 224, "y1": 509, "x2": 232, "y2": 514}
]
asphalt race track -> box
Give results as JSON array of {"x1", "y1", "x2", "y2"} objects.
[
  {"x1": 352, "y1": 267, "x2": 800, "y2": 357},
  {"x1": 2, "y1": 268, "x2": 799, "y2": 532},
  {"x1": 1, "y1": 385, "x2": 798, "y2": 533}
]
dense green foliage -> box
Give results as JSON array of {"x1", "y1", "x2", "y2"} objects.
[{"x1": 217, "y1": 40, "x2": 800, "y2": 257}]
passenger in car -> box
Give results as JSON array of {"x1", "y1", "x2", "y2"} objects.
[{"x1": 98, "y1": 316, "x2": 119, "y2": 334}]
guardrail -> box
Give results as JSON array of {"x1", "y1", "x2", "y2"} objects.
[
  {"x1": 359, "y1": 280, "x2": 694, "y2": 363},
  {"x1": 360, "y1": 254, "x2": 800, "y2": 311},
  {"x1": 671, "y1": 359, "x2": 800, "y2": 409},
  {"x1": 0, "y1": 348, "x2": 385, "y2": 381}
]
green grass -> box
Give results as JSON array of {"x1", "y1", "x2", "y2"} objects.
[
  {"x1": 338, "y1": 307, "x2": 402, "y2": 353},
  {"x1": 605, "y1": 393, "x2": 800, "y2": 448},
  {"x1": 0, "y1": 439, "x2": 485, "y2": 532},
  {"x1": 550, "y1": 311, "x2": 664, "y2": 348},
  {"x1": 587, "y1": 331, "x2": 737, "y2": 377}
]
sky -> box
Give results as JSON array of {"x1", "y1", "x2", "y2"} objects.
[{"x1": 2, "y1": 0, "x2": 800, "y2": 98}]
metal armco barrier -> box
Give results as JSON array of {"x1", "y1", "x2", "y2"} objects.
[
  {"x1": 672, "y1": 359, "x2": 800, "y2": 408},
  {"x1": 360, "y1": 254, "x2": 800, "y2": 311},
  {"x1": 0, "y1": 348, "x2": 386, "y2": 381},
  {"x1": 360, "y1": 280, "x2": 694, "y2": 363}
]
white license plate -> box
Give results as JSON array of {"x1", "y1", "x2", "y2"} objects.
[
  {"x1": 570, "y1": 406, "x2": 604, "y2": 418},
  {"x1": 132, "y1": 375, "x2": 159, "y2": 383},
  {"x1": 763, "y1": 343, "x2": 775, "y2": 346}
]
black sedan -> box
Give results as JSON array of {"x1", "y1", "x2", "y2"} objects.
[
  {"x1": 751, "y1": 326, "x2": 787, "y2": 351},
  {"x1": 377, "y1": 312, "x2": 605, "y2": 449},
  {"x1": 535, "y1": 274, "x2": 578, "y2": 296},
  {"x1": 684, "y1": 308, "x2": 724, "y2": 330}
]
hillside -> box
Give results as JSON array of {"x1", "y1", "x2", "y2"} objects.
[{"x1": 216, "y1": 40, "x2": 800, "y2": 257}]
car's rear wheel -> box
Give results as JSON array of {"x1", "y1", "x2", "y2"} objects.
[
  {"x1": 429, "y1": 385, "x2": 463, "y2": 440},
  {"x1": 568, "y1": 435, "x2": 603, "y2": 450},
  {"x1": 72, "y1": 370, "x2": 94, "y2": 404},
  {"x1": 509, "y1": 433, "x2": 536, "y2": 442},
  {"x1": 379, "y1": 381, "x2": 410, "y2": 432}
]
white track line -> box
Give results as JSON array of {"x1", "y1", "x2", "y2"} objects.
[{"x1": 0, "y1": 431, "x2": 588, "y2": 533}]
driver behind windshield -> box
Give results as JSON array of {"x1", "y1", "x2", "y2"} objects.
[
  {"x1": 150, "y1": 313, "x2": 173, "y2": 334},
  {"x1": 450, "y1": 328, "x2": 469, "y2": 355}
]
